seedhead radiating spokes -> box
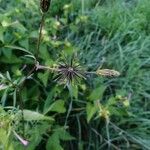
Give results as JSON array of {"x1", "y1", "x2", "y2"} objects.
[{"x1": 54, "y1": 57, "x2": 86, "y2": 84}]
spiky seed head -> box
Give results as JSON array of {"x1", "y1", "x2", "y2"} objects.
[
  {"x1": 55, "y1": 62, "x2": 85, "y2": 84},
  {"x1": 40, "y1": 0, "x2": 51, "y2": 13},
  {"x1": 96, "y1": 69, "x2": 120, "y2": 77}
]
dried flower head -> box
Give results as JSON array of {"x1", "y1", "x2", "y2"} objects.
[
  {"x1": 96, "y1": 69, "x2": 120, "y2": 77},
  {"x1": 40, "y1": 0, "x2": 51, "y2": 13}
]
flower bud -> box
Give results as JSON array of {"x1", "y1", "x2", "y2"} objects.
[
  {"x1": 40, "y1": 0, "x2": 51, "y2": 13},
  {"x1": 96, "y1": 69, "x2": 120, "y2": 77},
  {"x1": 123, "y1": 99, "x2": 130, "y2": 107},
  {"x1": 99, "y1": 108, "x2": 110, "y2": 120},
  {"x1": 13, "y1": 131, "x2": 29, "y2": 146}
]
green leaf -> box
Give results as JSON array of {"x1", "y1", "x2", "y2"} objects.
[
  {"x1": 39, "y1": 45, "x2": 50, "y2": 60},
  {"x1": 2, "y1": 48, "x2": 12, "y2": 59},
  {"x1": 43, "y1": 87, "x2": 57, "y2": 113},
  {"x1": 86, "y1": 102, "x2": 97, "y2": 123},
  {"x1": 29, "y1": 30, "x2": 38, "y2": 38},
  {"x1": 6, "y1": 71, "x2": 11, "y2": 80},
  {"x1": 44, "y1": 100, "x2": 66, "y2": 114},
  {"x1": 0, "y1": 84, "x2": 8, "y2": 91},
  {"x1": 27, "y1": 123, "x2": 50, "y2": 150},
  {"x1": 58, "y1": 128, "x2": 75, "y2": 141},
  {"x1": 4, "y1": 45, "x2": 33, "y2": 55},
  {"x1": 1, "y1": 89, "x2": 8, "y2": 106},
  {"x1": 22, "y1": 110, "x2": 54, "y2": 121},
  {"x1": 0, "y1": 54, "x2": 22, "y2": 64},
  {"x1": 0, "y1": 28, "x2": 4, "y2": 43},
  {"x1": 0, "y1": 129, "x2": 14, "y2": 150},
  {"x1": 108, "y1": 106, "x2": 128, "y2": 117},
  {"x1": 72, "y1": 84, "x2": 78, "y2": 99},
  {"x1": 89, "y1": 85, "x2": 106, "y2": 101},
  {"x1": 38, "y1": 71, "x2": 50, "y2": 87},
  {"x1": 107, "y1": 97, "x2": 116, "y2": 106},
  {"x1": 46, "y1": 133, "x2": 63, "y2": 150},
  {"x1": 11, "y1": 21, "x2": 27, "y2": 33},
  {"x1": 19, "y1": 39, "x2": 29, "y2": 50},
  {"x1": 46, "y1": 127, "x2": 74, "y2": 150}
]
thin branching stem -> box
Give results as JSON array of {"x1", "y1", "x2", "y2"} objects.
[
  {"x1": 17, "y1": 12, "x2": 46, "y2": 137},
  {"x1": 64, "y1": 84, "x2": 73, "y2": 127},
  {"x1": 18, "y1": 88, "x2": 25, "y2": 136}
]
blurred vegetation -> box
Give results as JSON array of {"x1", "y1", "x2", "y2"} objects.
[{"x1": 0, "y1": 0, "x2": 150, "y2": 149}]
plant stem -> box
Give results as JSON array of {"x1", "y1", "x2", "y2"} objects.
[
  {"x1": 18, "y1": 88, "x2": 25, "y2": 136},
  {"x1": 106, "y1": 118, "x2": 111, "y2": 149},
  {"x1": 17, "y1": 12, "x2": 46, "y2": 137},
  {"x1": 36, "y1": 13, "x2": 45, "y2": 59},
  {"x1": 36, "y1": 63, "x2": 58, "y2": 72},
  {"x1": 64, "y1": 84, "x2": 73, "y2": 127}
]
